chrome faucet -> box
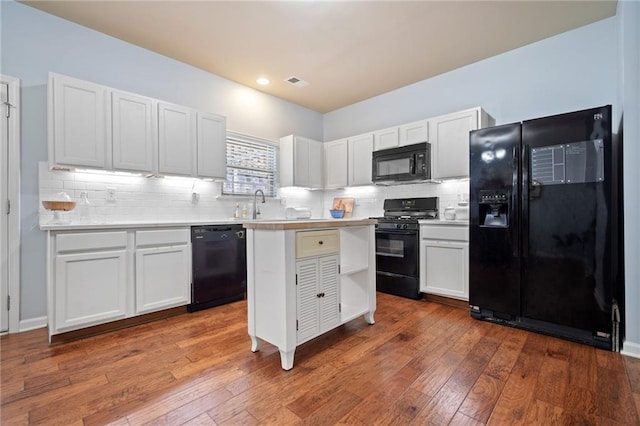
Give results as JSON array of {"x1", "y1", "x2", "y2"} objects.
[{"x1": 253, "y1": 189, "x2": 265, "y2": 219}]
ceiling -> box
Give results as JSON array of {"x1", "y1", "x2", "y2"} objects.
[{"x1": 21, "y1": 1, "x2": 617, "y2": 113}]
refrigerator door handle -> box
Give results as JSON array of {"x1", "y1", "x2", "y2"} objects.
[
  {"x1": 512, "y1": 146, "x2": 519, "y2": 258},
  {"x1": 522, "y1": 144, "x2": 529, "y2": 259}
]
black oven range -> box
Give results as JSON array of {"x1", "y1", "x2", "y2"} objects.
[{"x1": 373, "y1": 197, "x2": 438, "y2": 299}]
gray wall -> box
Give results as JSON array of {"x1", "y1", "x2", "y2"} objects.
[
  {"x1": 1, "y1": 1, "x2": 323, "y2": 322},
  {"x1": 324, "y1": 17, "x2": 618, "y2": 139}
]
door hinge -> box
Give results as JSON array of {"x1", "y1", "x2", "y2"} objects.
[
  {"x1": 295, "y1": 274, "x2": 298, "y2": 285},
  {"x1": 338, "y1": 264, "x2": 341, "y2": 274},
  {"x1": 6, "y1": 199, "x2": 10, "y2": 215},
  {"x1": 7, "y1": 295, "x2": 10, "y2": 311},
  {"x1": 3, "y1": 101, "x2": 14, "y2": 118},
  {"x1": 296, "y1": 320, "x2": 298, "y2": 331},
  {"x1": 339, "y1": 303, "x2": 341, "y2": 313}
]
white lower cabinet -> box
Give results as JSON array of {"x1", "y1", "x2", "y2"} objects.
[
  {"x1": 420, "y1": 224, "x2": 469, "y2": 300},
  {"x1": 134, "y1": 229, "x2": 190, "y2": 314},
  {"x1": 51, "y1": 231, "x2": 128, "y2": 333},
  {"x1": 48, "y1": 227, "x2": 191, "y2": 341},
  {"x1": 55, "y1": 249, "x2": 128, "y2": 331},
  {"x1": 296, "y1": 255, "x2": 340, "y2": 343},
  {"x1": 135, "y1": 246, "x2": 190, "y2": 314}
]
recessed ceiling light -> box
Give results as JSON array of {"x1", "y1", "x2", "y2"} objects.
[{"x1": 256, "y1": 77, "x2": 270, "y2": 86}]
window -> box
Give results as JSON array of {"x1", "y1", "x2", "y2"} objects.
[{"x1": 223, "y1": 132, "x2": 278, "y2": 197}]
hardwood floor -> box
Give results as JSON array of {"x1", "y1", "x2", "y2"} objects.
[{"x1": 2, "y1": 293, "x2": 640, "y2": 425}]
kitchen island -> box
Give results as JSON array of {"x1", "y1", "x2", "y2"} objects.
[{"x1": 243, "y1": 218, "x2": 377, "y2": 370}]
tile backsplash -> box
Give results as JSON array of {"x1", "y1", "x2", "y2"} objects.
[{"x1": 38, "y1": 161, "x2": 469, "y2": 225}]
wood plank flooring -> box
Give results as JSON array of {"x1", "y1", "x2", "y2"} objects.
[{"x1": 2, "y1": 293, "x2": 640, "y2": 425}]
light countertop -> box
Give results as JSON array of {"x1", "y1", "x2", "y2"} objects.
[
  {"x1": 40, "y1": 217, "x2": 377, "y2": 232},
  {"x1": 243, "y1": 218, "x2": 376, "y2": 230}
]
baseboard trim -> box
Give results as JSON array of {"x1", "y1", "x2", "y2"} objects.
[
  {"x1": 19, "y1": 316, "x2": 48, "y2": 332},
  {"x1": 621, "y1": 340, "x2": 640, "y2": 359},
  {"x1": 422, "y1": 293, "x2": 468, "y2": 310}
]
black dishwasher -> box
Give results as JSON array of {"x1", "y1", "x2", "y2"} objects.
[{"x1": 188, "y1": 225, "x2": 246, "y2": 312}]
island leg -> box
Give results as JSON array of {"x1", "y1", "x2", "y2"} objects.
[
  {"x1": 250, "y1": 335, "x2": 263, "y2": 352},
  {"x1": 364, "y1": 310, "x2": 375, "y2": 325},
  {"x1": 279, "y1": 348, "x2": 295, "y2": 370}
]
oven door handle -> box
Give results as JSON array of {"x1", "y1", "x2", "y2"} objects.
[
  {"x1": 375, "y1": 230, "x2": 417, "y2": 236},
  {"x1": 376, "y1": 252, "x2": 405, "y2": 258}
]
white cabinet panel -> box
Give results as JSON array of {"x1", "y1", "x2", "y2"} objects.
[
  {"x1": 295, "y1": 254, "x2": 340, "y2": 344},
  {"x1": 158, "y1": 102, "x2": 196, "y2": 176},
  {"x1": 296, "y1": 258, "x2": 320, "y2": 343},
  {"x1": 51, "y1": 74, "x2": 107, "y2": 168},
  {"x1": 280, "y1": 135, "x2": 323, "y2": 188},
  {"x1": 374, "y1": 127, "x2": 399, "y2": 150},
  {"x1": 54, "y1": 249, "x2": 127, "y2": 330},
  {"x1": 112, "y1": 91, "x2": 156, "y2": 173},
  {"x1": 420, "y1": 241, "x2": 469, "y2": 300},
  {"x1": 308, "y1": 139, "x2": 324, "y2": 188},
  {"x1": 348, "y1": 133, "x2": 374, "y2": 186},
  {"x1": 135, "y1": 245, "x2": 190, "y2": 314},
  {"x1": 197, "y1": 112, "x2": 226, "y2": 179},
  {"x1": 324, "y1": 139, "x2": 348, "y2": 189},
  {"x1": 430, "y1": 109, "x2": 477, "y2": 179},
  {"x1": 399, "y1": 119, "x2": 429, "y2": 146}
]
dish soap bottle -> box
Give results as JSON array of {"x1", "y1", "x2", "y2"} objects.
[
  {"x1": 234, "y1": 203, "x2": 240, "y2": 219},
  {"x1": 77, "y1": 191, "x2": 92, "y2": 223}
]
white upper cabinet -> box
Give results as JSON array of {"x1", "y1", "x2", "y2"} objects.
[
  {"x1": 280, "y1": 135, "x2": 324, "y2": 188},
  {"x1": 111, "y1": 91, "x2": 156, "y2": 173},
  {"x1": 373, "y1": 127, "x2": 399, "y2": 151},
  {"x1": 348, "y1": 133, "x2": 374, "y2": 186},
  {"x1": 324, "y1": 139, "x2": 349, "y2": 189},
  {"x1": 429, "y1": 107, "x2": 493, "y2": 179},
  {"x1": 399, "y1": 119, "x2": 429, "y2": 146},
  {"x1": 49, "y1": 73, "x2": 227, "y2": 177},
  {"x1": 158, "y1": 102, "x2": 197, "y2": 176},
  {"x1": 50, "y1": 73, "x2": 108, "y2": 168},
  {"x1": 196, "y1": 112, "x2": 227, "y2": 179}
]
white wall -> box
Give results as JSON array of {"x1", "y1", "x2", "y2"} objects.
[
  {"x1": 618, "y1": 0, "x2": 640, "y2": 356},
  {"x1": 324, "y1": 17, "x2": 618, "y2": 140},
  {"x1": 0, "y1": 0, "x2": 323, "y2": 323}
]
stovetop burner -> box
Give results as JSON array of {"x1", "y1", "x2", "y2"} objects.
[{"x1": 373, "y1": 197, "x2": 439, "y2": 230}]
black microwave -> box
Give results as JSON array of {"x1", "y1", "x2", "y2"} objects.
[{"x1": 372, "y1": 142, "x2": 431, "y2": 183}]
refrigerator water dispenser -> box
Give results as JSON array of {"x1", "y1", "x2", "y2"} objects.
[{"x1": 479, "y1": 190, "x2": 509, "y2": 227}]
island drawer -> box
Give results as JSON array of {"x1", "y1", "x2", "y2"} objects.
[{"x1": 296, "y1": 229, "x2": 339, "y2": 258}]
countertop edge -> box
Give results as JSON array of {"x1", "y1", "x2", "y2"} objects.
[
  {"x1": 243, "y1": 218, "x2": 377, "y2": 230},
  {"x1": 418, "y1": 219, "x2": 469, "y2": 226},
  {"x1": 40, "y1": 218, "x2": 377, "y2": 232}
]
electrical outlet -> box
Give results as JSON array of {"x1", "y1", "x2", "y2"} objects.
[
  {"x1": 192, "y1": 192, "x2": 200, "y2": 204},
  {"x1": 106, "y1": 187, "x2": 116, "y2": 201}
]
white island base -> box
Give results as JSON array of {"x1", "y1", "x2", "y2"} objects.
[{"x1": 244, "y1": 219, "x2": 377, "y2": 370}]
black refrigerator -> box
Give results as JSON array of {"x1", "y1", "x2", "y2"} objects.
[{"x1": 469, "y1": 105, "x2": 623, "y2": 351}]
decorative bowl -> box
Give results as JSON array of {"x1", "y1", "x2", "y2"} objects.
[
  {"x1": 42, "y1": 200, "x2": 77, "y2": 211},
  {"x1": 329, "y1": 209, "x2": 345, "y2": 219}
]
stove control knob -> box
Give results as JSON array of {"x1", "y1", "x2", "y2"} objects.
[
  {"x1": 395, "y1": 224, "x2": 401, "y2": 229},
  {"x1": 402, "y1": 224, "x2": 408, "y2": 230}
]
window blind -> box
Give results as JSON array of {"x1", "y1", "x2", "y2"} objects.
[{"x1": 223, "y1": 134, "x2": 278, "y2": 197}]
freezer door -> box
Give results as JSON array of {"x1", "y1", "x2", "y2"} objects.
[
  {"x1": 521, "y1": 105, "x2": 613, "y2": 336},
  {"x1": 469, "y1": 123, "x2": 521, "y2": 317}
]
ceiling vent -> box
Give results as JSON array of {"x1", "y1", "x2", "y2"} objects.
[{"x1": 285, "y1": 76, "x2": 309, "y2": 88}]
